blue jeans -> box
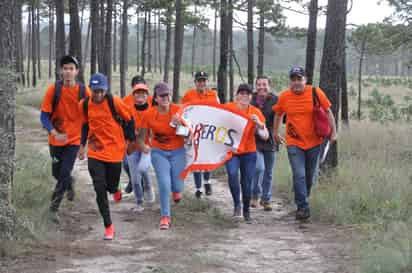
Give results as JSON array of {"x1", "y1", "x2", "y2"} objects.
[
  {"x1": 193, "y1": 171, "x2": 210, "y2": 189},
  {"x1": 151, "y1": 147, "x2": 186, "y2": 217},
  {"x1": 287, "y1": 145, "x2": 321, "y2": 209},
  {"x1": 252, "y1": 150, "x2": 277, "y2": 202},
  {"x1": 225, "y1": 152, "x2": 257, "y2": 213},
  {"x1": 126, "y1": 151, "x2": 152, "y2": 205}
]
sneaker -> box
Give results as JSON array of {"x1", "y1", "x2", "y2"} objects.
[
  {"x1": 250, "y1": 197, "x2": 259, "y2": 208},
  {"x1": 132, "y1": 203, "x2": 144, "y2": 213},
  {"x1": 144, "y1": 186, "x2": 155, "y2": 203},
  {"x1": 243, "y1": 211, "x2": 253, "y2": 224},
  {"x1": 204, "y1": 183, "x2": 212, "y2": 196},
  {"x1": 195, "y1": 190, "x2": 202, "y2": 199},
  {"x1": 260, "y1": 200, "x2": 273, "y2": 211},
  {"x1": 113, "y1": 190, "x2": 122, "y2": 203},
  {"x1": 172, "y1": 192, "x2": 182, "y2": 203},
  {"x1": 103, "y1": 224, "x2": 115, "y2": 240},
  {"x1": 295, "y1": 208, "x2": 310, "y2": 221},
  {"x1": 48, "y1": 210, "x2": 60, "y2": 224},
  {"x1": 233, "y1": 206, "x2": 242, "y2": 218},
  {"x1": 124, "y1": 182, "x2": 133, "y2": 194},
  {"x1": 159, "y1": 216, "x2": 171, "y2": 230},
  {"x1": 67, "y1": 181, "x2": 75, "y2": 201}
]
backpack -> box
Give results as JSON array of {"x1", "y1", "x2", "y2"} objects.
[
  {"x1": 82, "y1": 93, "x2": 135, "y2": 141},
  {"x1": 52, "y1": 80, "x2": 86, "y2": 115},
  {"x1": 312, "y1": 87, "x2": 331, "y2": 138}
]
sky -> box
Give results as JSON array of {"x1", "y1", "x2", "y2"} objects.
[{"x1": 283, "y1": 0, "x2": 395, "y2": 29}]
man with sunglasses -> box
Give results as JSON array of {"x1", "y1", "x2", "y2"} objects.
[{"x1": 181, "y1": 71, "x2": 219, "y2": 198}]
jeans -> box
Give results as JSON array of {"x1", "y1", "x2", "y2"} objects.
[
  {"x1": 126, "y1": 151, "x2": 152, "y2": 205},
  {"x1": 151, "y1": 147, "x2": 186, "y2": 217},
  {"x1": 49, "y1": 145, "x2": 79, "y2": 211},
  {"x1": 252, "y1": 150, "x2": 277, "y2": 202},
  {"x1": 88, "y1": 158, "x2": 122, "y2": 227},
  {"x1": 193, "y1": 171, "x2": 210, "y2": 189},
  {"x1": 225, "y1": 152, "x2": 257, "y2": 214},
  {"x1": 287, "y1": 145, "x2": 321, "y2": 209}
]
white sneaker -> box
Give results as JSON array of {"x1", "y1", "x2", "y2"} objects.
[{"x1": 132, "y1": 204, "x2": 144, "y2": 213}]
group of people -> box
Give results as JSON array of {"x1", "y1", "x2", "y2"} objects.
[{"x1": 40, "y1": 55, "x2": 337, "y2": 240}]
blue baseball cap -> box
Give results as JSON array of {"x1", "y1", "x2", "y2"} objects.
[
  {"x1": 289, "y1": 66, "x2": 305, "y2": 78},
  {"x1": 89, "y1": 73, "x2": 109, "y2": 91}
]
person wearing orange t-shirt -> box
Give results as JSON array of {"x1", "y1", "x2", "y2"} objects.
[
  {"x1": 123, "y1": 82, "x2": 155, "y2": 212},
  {"x1": 138, "y1": 82, "x2": 186, "y2": 230},
  {"x1": 122, "y1": 75, "x2": 151, "y2": 194},
  {"x1": 272, "y1": 66, "x2": 337, "y2": 221},
  {"x1": 79, "y1": 73, "x2": 135, "y2": 240},
  {"x1": 225, "y1": 84, "x2": 269, "y2": 223},
  {"x1": 181, "y1": 71, "x2": 219, "y2": 198},
  {"x1": 40, "y1": 55, "x2": 91, "y2": 224}
]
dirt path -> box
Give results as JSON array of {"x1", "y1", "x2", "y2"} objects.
[{"x1": 1, "y1": 106, "x2": 358, "y2": 273}]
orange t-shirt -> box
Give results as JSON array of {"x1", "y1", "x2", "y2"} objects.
[
  {"x1": 41, "y1": 83, "x2": 92, "y2": 146},
  {"x1": 181, "y1": 88, "x2": 219, "y2": 104},
  {"x1": 225, "y1": 102, "x2": 265, "y2": 154},
  {"x1": 272, "y1": 85, "x2": 331, "y2": 150},
  {"x1": 141, "y1": 104, "x2": 185, "y2": 151},
  {"x1": 79, "y1": 96, "x2": 133, "y2": 162}
]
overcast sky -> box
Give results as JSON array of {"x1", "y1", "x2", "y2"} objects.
[{"x1": 283, "y1": 0, "x2": 395, "y2": 29}]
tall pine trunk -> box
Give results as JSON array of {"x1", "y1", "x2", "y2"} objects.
[
  {"x1": 319, "y1": 0, "x2": 348, "y2": 168},
  {"x1": 55, "y1": 0, "x2": 65, "y2": 79},
  {"x1": 173, "y1": 0, "x2": 184, "y2": 102},
  {"x1": 141, "y1": 11, "x2": 147, "y2": 77},
  {"x1": 228, "y1": 0, "x2": 234, "y2": 101},
  {"x1": 36, "y1": 1, "x2": 41, "y2": 79},
  {"x1": 163, "y1": 5, "x2": 172, "y2": 83},
  {"x1": 31, "y1": 1, "x2": 37, "y2": 86},
  {"x1": 69, "y1": 0, "x2": 84, "y2": 82},
  {"x1": 158, "y1": 11, "x2": 162, "y2": 73},
  {"x1": 48, "y1": 0, "x2": 54, "y2": 79},
  {"x1": 257, "y1": 6, "x2": 264, "y2": 77},
  {"x1": 247, "y1": 0, "x2": 254, "y2": 85},
  {"x1": 305, "y1": 0, "x2": 318, "y2": 85},
  {"x1": 90, "y1": 0, "x2": 98, "y2": 74},
  {"x1": 218, "y1": 0, "x2": 229, "y2": 103},
  {"x1": 212, "y1": 0, "x2": 217, "y2": 82},
  {"x1": 136, "y1": 10, "x2": 140, "y2": 71},
  {"x1": 103, "y1": 0, "x2": 113, "y2": 86},
  {"x1": 120, "y1": 0, "x2": 128, "y2": 97},
  {"x1": 113, "y1": 7, "x2": 117, "y2": 72},
  {"x1": 148, "y1": 11, "x2": 152, "y2": 73}
]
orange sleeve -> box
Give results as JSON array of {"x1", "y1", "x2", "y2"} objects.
[
  {"x1": 40, "y1": 84, "x2": 56, "y2": 113},
  {"x1": 316, "y1": 88, "x2": 332, "y2": 110},
  {"x1": 85, "y1": 87, "x2": 92, "y2": 98},
  {"x1": 181, "y1": 91, "x2": 191, "y2": 104},
  {"x1": 113, "y1": 96, "x2": 132, "y2": 121},
  {"x1": 272, "y1": 94, "x2": 284, "y2": 114},
  {"x1": 256, "y1": 108, "x2": 266, "y2": 124}
]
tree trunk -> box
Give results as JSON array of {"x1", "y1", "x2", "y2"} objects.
[
  {"x1": 229, "y1": 0, "x2": 234, "y2": 101},
  {"x1": 141, "y1": 11, "x2": 147, "y2": 77},
  {"x1": 36, "y1": 1, "x2": 41, "y2": 79},
  {"x1": 247, "y1": 0, "x2": 254, "y2": 85},
  {"x1": 55, "y1": 0, "x2": 65, "y2": 79},
  {"x1": 0, "y1": 0, "x2": 17, "y2": 240},
  {"x1": 103, "y1": 0, "x2": 113, "y2": 86},
  {"x1": 153, "y1": 12, "x2": 157, "y2": 73},
  {"x1": 319, "y1": 0, "x2": 348, "y2": 168},
  {"x1": 90, "y1": 0, "x2": 98, "y2": 74},
  {"x1": 120, "y1": 0, "x2": 128, "y2": 98},
  {"x1": 84, "y1": 15, "x2": 91, "y2": 65},
  {"x1": 173, "y1": 0, "x2": 184, "y2": 102},
  {"x1": 48, "y1": 0, "x2": 54, "y2": 79},
  {"x1": 148, "y1": 11, "x2": 152, "y2": 73},
  {"x1": 358, "y1": 37, "x2": 366, "y2": 121},
  {"x1": 26, "y1": 10, "x2": 32, "y2": 85},
  {"x1": 69, "y1": 0, "x2": 84, "y2": 82},
  {"x1": 98, "y1": 1, "x2": 105, "y2": 72},
  {"x1": 16, "y1": 0, "x2": 25, "y2": 85},
  {"x1": 212, "y1": 0, "x2": 218, "y2": 82},
  {"x1": 257, "y1": 5, "x2": 264, "y2": 77},
  {"x1": 305, "y1": 0, "x2": 318, "y2": 85},
  {"x1": 31, "y1": 1, "x2": 37, "y2": 86},
  {"x1": 163, "y1": 5, "x2": 172, "y2": 83},
  {"x1": 341, "y1": 48, "x2": 349, "y2": 126},
  {"x1": 217, "y1": 0, "x2": 229, "y2": 103},
  {"x1": 191, "y1": 4, "x2": 197, "y2": 75},
  {"x1": 158, "y1": 11, "x2": 162, "y2": 74},
  {"x1": 113, "y1": 7, "x2": 117, "y2": 72},
  {"x1": 136, "y1": 10, "x2": 140, "y2": 71}
]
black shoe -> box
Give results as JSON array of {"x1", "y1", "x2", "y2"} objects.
[
  {"x1": 204, "y1": 183, "x2": 212, "y2": 196},
  {"x1": 195, "y1": 190, "x2": 202, "y2": 198},
  {"x1": 125, "y1": 181, "x2": 133, "y2": 194},
  {"x1": 295, "y1": 208, "x2": 310, "y2": 221},
  {"x1": 243, "y1": 211, "x2": 252, "y2": 224}
]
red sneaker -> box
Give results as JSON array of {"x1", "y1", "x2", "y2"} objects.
[
  {"x1": 103, "y1": 224, "x2": 115, "y2": 240},
  {"x1": 159, "y1": 217, "x2": 171, "y2": 230},
  {"x1": 113, "y1": 190, "x2": 122, "y2": 202},
  {"x1": 172, "y1": 192, "x2": 182, "y2": 203}
]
